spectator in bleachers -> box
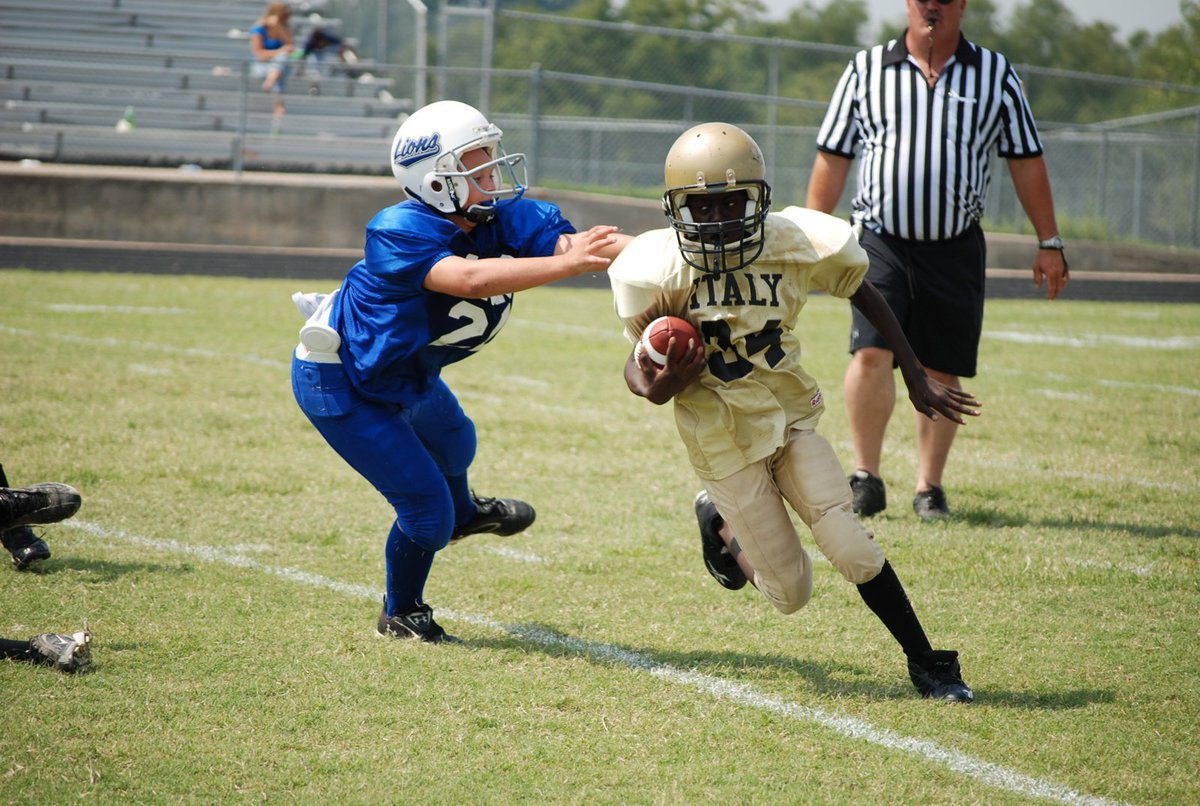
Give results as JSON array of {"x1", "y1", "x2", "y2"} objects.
[
  {"x1": 249, "y1": 2, "x2": 296, "y2": 132},
  {"x1": 301, "y1": 26, "x2": 350, "y2": 80}
]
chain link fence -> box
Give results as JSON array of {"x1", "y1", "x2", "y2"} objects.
[{"x1": 322, "y1": 1, "x2": 1200, "y2": 249}]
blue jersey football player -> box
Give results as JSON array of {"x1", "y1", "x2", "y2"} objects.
[{"x1": 291, "y1": 100, "x2": 629, "y2": 643}]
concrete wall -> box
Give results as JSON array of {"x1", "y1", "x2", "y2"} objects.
[
  {"x1": 0, "y1": 162, "x2": 664, "y2": 249},
  {"x1": 2, "y1": 162, "x2": 1195, "y2": 273}
]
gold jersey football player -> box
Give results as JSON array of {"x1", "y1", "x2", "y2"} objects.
[{"x1": 610, "y1": 122, "x2": 980, "y2": 702}]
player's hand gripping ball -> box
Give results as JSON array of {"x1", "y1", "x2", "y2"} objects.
[{"x1": 639, "y1": 315, "x2": 701, "y2": 367}]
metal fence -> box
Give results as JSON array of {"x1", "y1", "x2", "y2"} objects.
[
  {"x1": 4, "y1": 0, "x2": 1195, "y2": 249},
  {"x1": 324, "y1": 0, "x2": 1200, "y2": 249}
]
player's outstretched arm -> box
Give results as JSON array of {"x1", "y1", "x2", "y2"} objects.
[
  {"x1": 424, "y1": 225, "x2": 623, "y2": 298},
  {"x1": 570, "y1": 228, "x2": 633, "y2": 261},
  {"x1": 849, "y1": 281, "x2": 981, "y2": 424}
]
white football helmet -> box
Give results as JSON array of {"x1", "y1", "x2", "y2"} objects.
[
  {"x1": 390, "y1": 100, "x2": 527, "y2": 223},
  {"x1": 662, "y1": 122, "x2": 771, "y2": 274}
]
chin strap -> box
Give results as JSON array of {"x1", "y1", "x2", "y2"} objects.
[{"x1": 463, "y1": 203, "x2": 497, "y2": 224}]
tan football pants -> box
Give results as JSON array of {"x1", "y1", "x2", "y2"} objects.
[{"x1": 703, "y1": 427, "x2": 885, "y2": 614}]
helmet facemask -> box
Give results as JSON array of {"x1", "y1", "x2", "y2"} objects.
[
  {"x1": 664, "y1": 181, "x2": 771, "y2": 274},
  {"x1": 433, "y1": 138, "x2": 527, "y2": 224}
]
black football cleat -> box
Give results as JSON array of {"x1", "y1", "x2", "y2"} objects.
[
  {"x1": 5, "y1": 527, "x2": 52, "y2": 571},
  {"x1": 849, "y1": 470, "x2": 886, "y2": 517},
  {"x1": 694, "y1": 490, "x2": 747, "y2": 590},
  {"x1": 908, "y1": 649, "x2": 974, "y2": 703},
  {"x1": 377, "y1": 599, "x2": 459, "y2": 644},
  {"x1": 450, "y1": 493, "x2": 535, "y2": 543},
  {"x1": 0, "y1": 483, "x2": 82, "y2": 530}
]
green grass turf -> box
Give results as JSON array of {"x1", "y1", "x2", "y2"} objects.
[{"x1": 1, "y1": 269, "x2": 1197, "y2": 803}]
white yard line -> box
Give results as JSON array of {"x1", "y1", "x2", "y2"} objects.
[
  {"x1": 481, "y1": 544, "x2": 547, "y2": 564},
  {"x1": 967, "y1": 367, "x2": 1200, "y2": 397},
  {"x1": 986, "y1": 330, "x2": 1200, "y2": 350},
  {"x1": 63, "y1": 519, "x2": 1126, "y2": 806},
  {"x1": 0, "y1": 325, "x2": 289, "y2": 369},
  {"x1": 1096, "y1": 379, "x2": 1200, "y2": 397},
  {"x1": 1064, "y1": 558, "x2": 1155, "y2": 577},
  {"x1": 43, "y1": 304, "x2": 190, "y2": 315},
  {"x1": 825, "y1": 441, "x2": 1197, "y2": 494},
  {"x1": 977, "y1": 460, "x2": 1197, "y2": 493}
]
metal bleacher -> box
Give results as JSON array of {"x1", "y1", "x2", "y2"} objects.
[{"x1": 0, "y1": 0, "x2": 411, "y2": 173}]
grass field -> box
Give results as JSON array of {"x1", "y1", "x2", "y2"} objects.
[{"x1": 1, "y1": 268, "x2": 1197, "y2": 804}]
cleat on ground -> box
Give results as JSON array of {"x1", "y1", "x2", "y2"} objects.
[
  {"x1": 908, "y1": 649, "x2": 973, "y2": 703},
  {"x1": 31, "y1": 630, "x2": 92, "y2": 674},
  {"x1": 912, "y1": 486, "x2": 951, "y2": 521},
  {"x1": 377, "y1": 599, "x2": 458, "y2": 643}
]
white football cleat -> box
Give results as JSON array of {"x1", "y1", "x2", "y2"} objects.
[{"x1": 31, "y1": 630, "x2": 92, "y2": 674}]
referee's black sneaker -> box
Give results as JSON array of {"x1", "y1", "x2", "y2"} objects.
[
  {"x1": 912, "y1": 486, "x2": 951, "y2": 521},
  {"x1": 377, "y1": 599, "x2": 459, "y2": 644},
  {"x1": 694, "y1": 491, "x2": 747, "y2": 590},
  {"x1": 908, "y1": 649, "x2": 974, "y2": 703},
  {"x1": 450, "y1": 493, "x2": 536, "y2": 543},
  {"x1": 849, "y1": 470, "x2": 886, "y2": 517}
]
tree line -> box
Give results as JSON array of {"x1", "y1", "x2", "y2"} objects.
[{"x1": 480, "y1": 0, "x2": 1199, "y2": 127}]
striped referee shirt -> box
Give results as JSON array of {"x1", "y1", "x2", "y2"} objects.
[{"x1": 815, "y1": 33, "x2": 1043, "y2": 241}]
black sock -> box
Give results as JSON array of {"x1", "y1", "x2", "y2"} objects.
[
  {"x1": 856, "y1": 561, "x2": 933, "y2": 660},
  {"x1": 0, "y1": 463, "x2": 21, "y2": 541},
  {"x1": 0, "y1": 637, "x2": 37, "y2": 662},
  {"x1": 0, "y1": 499, "x2": 19, "y2": 535},
  {"x1": 0, "y1": 524, "x2": 38, "y2": 552},
  {"x1": 0, "y1": 462, "x2": 12, "y2": 527}
]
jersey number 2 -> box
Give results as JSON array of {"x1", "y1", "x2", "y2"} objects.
[{"x1": 435, "y1": 296, "x2": 511, "y2": 350}]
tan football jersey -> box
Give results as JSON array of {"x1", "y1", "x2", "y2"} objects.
[{"x1": 610, "y1": 206, "x2": 869, "y2": 481}]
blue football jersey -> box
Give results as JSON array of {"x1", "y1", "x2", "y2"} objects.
[{"x1": 330, "y1": 197, "x2": 574, "y2": 403}]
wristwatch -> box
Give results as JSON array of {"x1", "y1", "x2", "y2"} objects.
[{"x1": 1037, "y1": 234, "x2": 1069, "y2": 275}]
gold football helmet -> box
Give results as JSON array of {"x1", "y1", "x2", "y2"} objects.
[{"x1": 662, "y1": 122, "x2": 771, "y2": 274}]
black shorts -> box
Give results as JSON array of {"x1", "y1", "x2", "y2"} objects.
[{"x1": 848, "y1": 224, "x2": 986, "y2": 378}]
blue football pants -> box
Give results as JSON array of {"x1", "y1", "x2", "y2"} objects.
[{"x1": 292, "y1": 355, "x2": 476, "y2": 614}]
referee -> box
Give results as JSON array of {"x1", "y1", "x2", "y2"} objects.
[{"x1": 807, "y1": 0, "x2": 1069, "y2": 521}]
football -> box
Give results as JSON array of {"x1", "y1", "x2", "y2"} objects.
[{"x1": 639, "y1": 315, "x2": 701, "y2": 367}]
